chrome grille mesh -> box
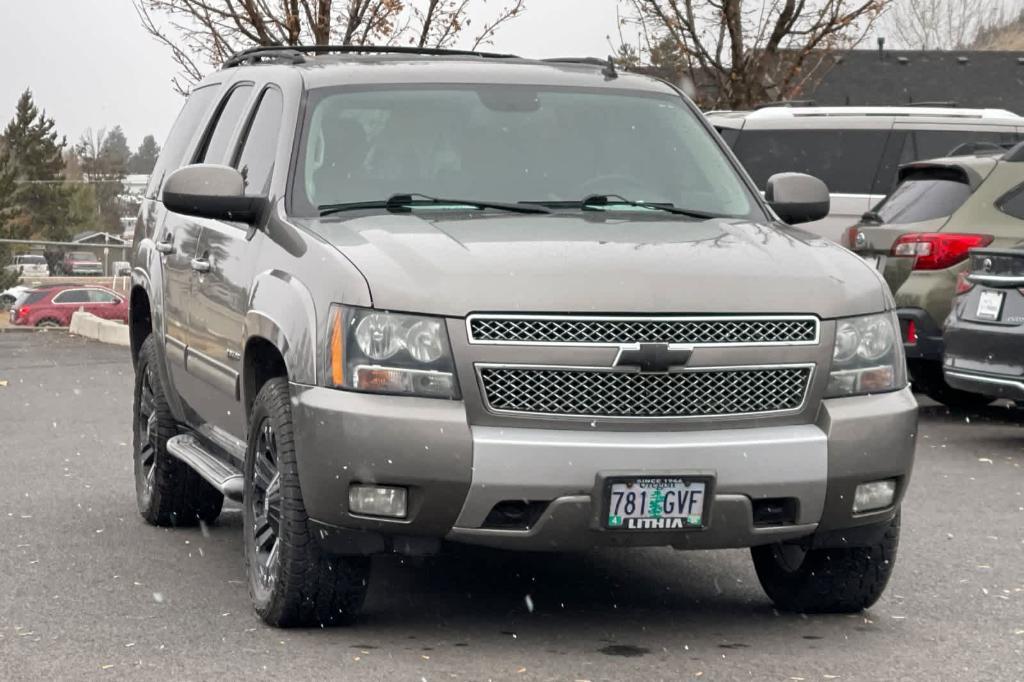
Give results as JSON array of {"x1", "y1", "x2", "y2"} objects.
[
  {"x1": 479, "y1": 366, "x2": 812, "y2": 418},
  {"x1": 469, "y1": 316, "x2": 817, "y2": 345}
]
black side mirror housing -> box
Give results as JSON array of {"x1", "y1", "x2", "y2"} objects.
[
  {"x1": 765, "y1": 172, "x2": 830, "y2": 225},
  {"x1": 162, "y1": 164, "x2": 266, "y2": 225}
]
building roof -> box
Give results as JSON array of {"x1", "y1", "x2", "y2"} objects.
[{"x1": 803, "y1": 50, "x2": 1024, "y2": 114}]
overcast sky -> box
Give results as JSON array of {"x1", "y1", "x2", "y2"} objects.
[{"x1": 0, "y1": 0, "x2": 622, "y2": 151}]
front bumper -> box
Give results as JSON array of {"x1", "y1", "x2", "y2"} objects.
[{"x1": 290, "y1": 384, "x2": 917, "y2": 554}]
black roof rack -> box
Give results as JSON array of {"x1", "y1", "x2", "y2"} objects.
[
  {"x1": 543, "y1": 56, "x2": 619, "y2": 79},
  {"x1": 946, "y1": 141, "x2": 1012, "y2": 157},
  {"x1": 907, "y1": 101, "x2": 958, "y2": 107},
  {"x1": 753, "y1": 100, "x2": 816, "y2": 109},
  {"x1": 222, "y1": 44, "x2": 519, "y2": 69}
]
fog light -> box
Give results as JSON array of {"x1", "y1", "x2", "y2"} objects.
[
  {"x1": 348, "y1": 485, "x2": 408, "y2": 518},
  {"x1": 853, "y1": 479, "x2": 896, "y2": 513}
]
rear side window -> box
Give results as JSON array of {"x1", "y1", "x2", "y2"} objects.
[
  {"x1": 875, "y1": 172, "x2": 971, "y2": 224},
  {"x1": 197, "y1": 85, "x2": 254, "y2": 164},
  {"x1": 146, "y1": 85, "x2": 220, "y2": 199},
  {"x1": 715, "y1": 127, "x2": 740, "y2": 147},
  {"x1": 234, "y1": 88, "x2": 283, "y2": 196},
  {"x1": 731, "y1": 129, "x2": 889, "y2": 194},
  {"x1": 53, "y1": 289, "x2": 91, "y2": 304},
  {"x1": 22, "y1": 290, "x2": 49, "y2": 306},
  {"x1": 997, "y1": 184, "x2": 1024, "y2": 220},
  {"x1": 88, "y1": 290, "x2": 119, "y2": 303},
  {"x1": 899, "y1": 130, "x2": 1021, "y2": 164}
]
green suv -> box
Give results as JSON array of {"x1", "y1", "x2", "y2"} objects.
[{"x1": 847, "y1": 145, "x2": 1024, "y2": 406}]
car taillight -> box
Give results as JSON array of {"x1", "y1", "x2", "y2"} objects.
[
  {"x1": 955, "y1": 270, "x2": 975, "y2": 295},
  {"x1": 905, "y1": 319, "x2": 917, "y2": 345},
  {"x1": 16, "y1": 305, "x2": 29, "y2": 319},
  {"x1": 891, "y1": 233, "x2": 992, "y2": 270},
  {"x1": 842, "y1": 226, "x2": 859, "y2": 249}
]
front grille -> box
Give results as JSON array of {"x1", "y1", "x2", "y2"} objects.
[
  {"x1": 479, "y1": 365, "x2": 812, "y2": 418},
  {"x1": 468, "y1": 316, "x2": 818, "y2": 346}
]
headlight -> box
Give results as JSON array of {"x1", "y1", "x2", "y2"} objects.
[
  {"x1": 326, "y1": 305, "x2": 460, "y2": 399},
  {"x1": 825, "y1": 312, "x2": 907, "y2": 398}
]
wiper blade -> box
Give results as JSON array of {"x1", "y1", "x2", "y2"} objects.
[
  {"x1": 860, "y1": 210, "x2": 884, "y2": 225},
  {"x1": 319, "y1": 193, "x2": 551, "y2": 216},
  {"x1": 568, "y1": 194, "x2": 717, "y2": 220}
]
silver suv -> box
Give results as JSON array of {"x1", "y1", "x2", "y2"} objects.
[
  {"x1": 128, "y1": 46, "x2": 917, "y2": 627},
  {"x1": 710, "y1": 106, "x2": 1024, "y2": 242}
]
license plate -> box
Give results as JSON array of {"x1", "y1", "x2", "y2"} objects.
[
  {"x1": 605, "y1": 477, "x2": 709, "y2": 530},
  {"x1": 977, "y1": 290, "x2": 1004, "y2": 320}
]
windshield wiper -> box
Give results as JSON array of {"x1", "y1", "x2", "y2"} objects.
[
  {"x1": 319, "y1": 193, "x2": 551, "y2": 217},
  {"x1": 528, "y1": 195, "x2": 717, "y2": 220}
]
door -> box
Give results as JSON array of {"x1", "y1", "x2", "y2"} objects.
[
  {"x1": 162, "y1": 83, "x2": 255, "y2": 426},
  {"x1": 189, "y1": 85, "x2": 281, "y2": 437},
  {"x1": 731, "y1": 121, "x2": 892, "y2": 242}
]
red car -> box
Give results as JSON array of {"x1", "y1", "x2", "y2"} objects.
[{"x1": 9, "y1": 285, "x2": 128, "y2": 327}]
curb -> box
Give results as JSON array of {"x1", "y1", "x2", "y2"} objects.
[
  {"x1": 69, "y1": 312, "x2": 130, "y2": 347},
  {"x1": 0, "y1": 326, "x2": 70, "y2": 333}
]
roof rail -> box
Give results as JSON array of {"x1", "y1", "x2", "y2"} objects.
[
  {"x1": 754, "y1": 100, "x2": 816, "y2": 110},
  {"x1": 908, "y1": 101, "x2": 958, "y2": 107},
  {"x1": 543, "y1": 56, "x2": 619, "y2": 78},
  {"x1": 222, "y1": 44, "x2": 519, "y2": 69}
]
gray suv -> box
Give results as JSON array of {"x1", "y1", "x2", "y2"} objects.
[{"x1": 128, "y1": 46, "x2": 917, "y2": 627}]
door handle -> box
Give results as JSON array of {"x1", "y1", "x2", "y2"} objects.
[
  {"x1": 154, "y1": 235, "x2": 174, "y2": 254},
  {"x1": 190, "y1": 258, "x2": 211, "y2": 273}
]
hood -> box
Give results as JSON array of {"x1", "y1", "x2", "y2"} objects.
[{"x1": 297, "y1": 213, "x2": 889, "y2": 318}]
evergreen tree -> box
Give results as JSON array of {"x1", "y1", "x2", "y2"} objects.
[
  {"x1": 0, "y1": 89, "x2": 72, "y2": 240},
  {"x1": 78, "y1": 126, "x2": 130, "y2": 233},
  {"x1": 129, "y1": 135, "x2": 161, "y2": 174}
]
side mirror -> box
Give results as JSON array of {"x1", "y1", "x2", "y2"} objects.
[
  {"x1": 162, "y1": 164, "x2": 265, "y2": 225},
  {"x1": 765, "y1": 172, "x2": 830, "y2": 225}
]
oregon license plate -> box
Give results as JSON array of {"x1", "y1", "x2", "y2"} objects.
[
  {"x1": 977, "y1": 290, "x2": 1004, "y2": 320},
  {"x1": 605, "y1": 477, "x2": 710, "y2": 530}
]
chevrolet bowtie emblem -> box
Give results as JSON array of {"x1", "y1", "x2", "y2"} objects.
[{"x1": 613, "y1": 343, "x2": 693, "y2": 373}]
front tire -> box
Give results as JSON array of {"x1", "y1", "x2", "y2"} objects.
[
  {"x1": 133, "y1": 335, "x2": 223, "y2": 526},
  {"x1": 751, "y1": 511, "x2": 900, "y2": 613},
  {"x1": 243, "y1": 377, "x2": 369, "y2": 628}
]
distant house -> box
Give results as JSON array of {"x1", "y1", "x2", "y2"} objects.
[{"x1": 72, "y1": 231, "x2": 127, "y2": 246}]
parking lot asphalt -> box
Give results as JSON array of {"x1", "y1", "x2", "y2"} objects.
[{"x1": 0, "y1": 332, "x2": 1021, "y2": 681}]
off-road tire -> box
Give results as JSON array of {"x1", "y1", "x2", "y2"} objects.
[
  {"x1": 751, "y1": 510, "x2": 900, "y2": 613},
  {"x1": 133, "y1": 335, "x2": 223, "y2": 526},
  {"x1": 243, "y1": 377, "x2": 370, "y2": 628}
]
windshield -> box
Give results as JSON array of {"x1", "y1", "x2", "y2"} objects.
[
  {"x1": 291, "y1": 85, "x2": 756, "y2": 219},
  {"x1": 17, "y1": 255, "x2": 45, "y2": 264},
  {"x1": 70, "y1": 251, "x2": 97, "y2": 260}
]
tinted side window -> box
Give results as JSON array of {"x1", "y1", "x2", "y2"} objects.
[
  {"x1": 899, "y1": 130, "x2": 1021, "y2": 164},
  {"x1": 235, "y1": 88, "x2": 283, "y2": 196},
  {"x1": 146, "y1": 85, "x2": 219, "y2": 199},
  {"x1": 715, "y1": 127, "x2": 740, "y2": 147},
  {"x1": 732, "y1": 129, "x2": 888, "y2": 194},
  {"x1": 997, "y1": 184, "x2": 1024, "y2": 220},
  {"x1": 197, "y1": 85, "x2": 254, "y2": 164},
  {"x1": 876, "y1": 176, "x2": 971, "y2": 224},
  {"x1": 53, "y1": 290, "x2": 91, "y2": 304},
  {"x1": 88, "y1": 290, "x2": 118, "y2": 303}
]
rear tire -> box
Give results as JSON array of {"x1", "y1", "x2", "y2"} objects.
[
  {"x1": 751, "y1": 511, "x2": 900, "y2": 613},
  {"x1": 36, "y1": 318, "x2": 61, "y2": 328},
  {"x1": 133, "y1": 336, "x2": 223, "y2": 526},
  {"x1": 243, "y1": 377, "x2": 369, "y2": 628}
]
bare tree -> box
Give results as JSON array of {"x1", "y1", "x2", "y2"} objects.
[
  {"x1": 135, "y1": 0, "x2": 527, "y2": 94},
  {"x1": 880, "y1": 0, "x2": 1011, "y2": 49},
  {"x1": 620, "y1": 0, "x2": 888, "y2": 109}
]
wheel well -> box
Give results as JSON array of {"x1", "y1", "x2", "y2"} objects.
[
  {"x1": 129, "y1": 287, "x2": 152, "y2": 366},
  {"x1": 244, "y1": 337, "x2": 288, "y2": 417}
]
